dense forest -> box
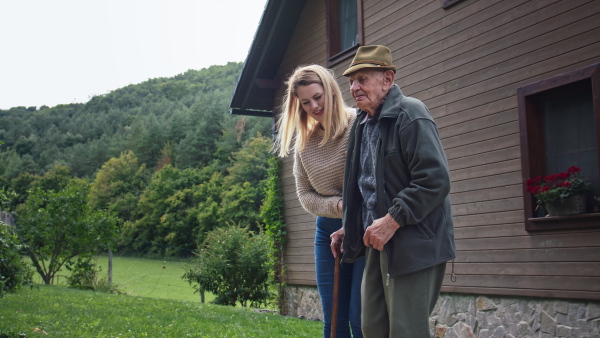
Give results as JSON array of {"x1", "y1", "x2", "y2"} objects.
[{"x1": 0, "y1": 62, "x2": 274, "y2": 257}]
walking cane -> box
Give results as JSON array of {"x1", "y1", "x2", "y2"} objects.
[{"x1": 331, "y1": 244, "x2": 341, "y2": 338}]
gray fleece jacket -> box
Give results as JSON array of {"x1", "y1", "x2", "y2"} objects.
[{"x1": 341, "y1": 84, "x2": 456, "y2": 277}]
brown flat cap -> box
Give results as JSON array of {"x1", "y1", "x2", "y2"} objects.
[{"x1": 343, "y1": 45, "x2": 397, "y2": 76}]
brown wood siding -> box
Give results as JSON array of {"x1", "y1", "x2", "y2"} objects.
[
  {"x1": 366, "y1": 0, "x2": 600, "y2": 300},
  {"x1": 275, "y1": 0, "x2": 600, "y2": 299},
  {"x1": 275, "y1": 0, "x2": 328, "y2": 286}
]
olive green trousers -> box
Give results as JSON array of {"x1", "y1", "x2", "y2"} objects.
[{"x1": 361, "y1": 247, "x2": 446, "y2": 338}]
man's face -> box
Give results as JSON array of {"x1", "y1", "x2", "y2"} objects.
[{"x1": 348, "y1": 69, "x2": 393, "y2": 116}]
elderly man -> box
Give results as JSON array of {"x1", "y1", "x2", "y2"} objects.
[{"x1": 331, "y1": 45, "x2": 456, "y2": 337}]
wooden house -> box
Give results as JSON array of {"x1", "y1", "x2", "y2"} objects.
[{"x1": 230, "y1": 0, "x2": 600, "y2": 335}]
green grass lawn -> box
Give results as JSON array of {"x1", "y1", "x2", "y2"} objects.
[
  {"x1": 96, "y1": 255, "x2": 211, "y2": 303},
  {"x1": 0, "y1": 285, "x2": 322, "y2": 337},
  {"x1": 31, "y1": 255, "x2": 215, "y2": 303}
]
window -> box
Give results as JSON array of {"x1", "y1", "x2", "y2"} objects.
[
  {"x1": 518, "y1": 63, "x2": 600, "y2": 231},
  {"x1": 327, "y1": 0, "x2": 363, "y2": 66},
  {"x1": 339, "y1": 0, "x2": 358, "y2": 51}
]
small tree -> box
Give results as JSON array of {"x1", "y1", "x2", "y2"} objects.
[
  {"x1": 15, "y1": 178, "x2": 117, "y2": 284},
  {"x1": 183, "y1": 224, "x2": 270, "y2": 308}
]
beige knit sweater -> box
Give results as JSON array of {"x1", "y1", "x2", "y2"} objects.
[{"x1": 293, "y1": 112, "x2": 356, "y2": 218}]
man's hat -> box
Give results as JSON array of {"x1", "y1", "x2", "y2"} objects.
[{"x1": 343, "y1": 45, "x2": 397, "y2": 76}]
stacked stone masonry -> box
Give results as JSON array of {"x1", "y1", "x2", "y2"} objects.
[
  {"x1": 284, "y1": 286, "x2": 600, "y2": 337},
  {"x1": 284, "y1": 285, "x2": 322, "y2": 321},
  {"x1": 431, "y1": 294, "x2": 600, "y2": 338}
]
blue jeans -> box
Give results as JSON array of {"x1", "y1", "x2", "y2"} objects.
[{"x1": 315, "y1": 216, "x2": 365, "y2": 338}]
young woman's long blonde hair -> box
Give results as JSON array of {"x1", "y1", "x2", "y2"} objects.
[{"x1": 275, "y1": 64, "x2": 351, "y2": 157}]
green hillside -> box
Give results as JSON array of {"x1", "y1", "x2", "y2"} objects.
[{"x1": 0, "y1": 62, "x2": 274, "y2": 257}]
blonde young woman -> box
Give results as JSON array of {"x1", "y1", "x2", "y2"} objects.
[{"x1": 275, "y1": 65, "x2": 364, "y2": 338}]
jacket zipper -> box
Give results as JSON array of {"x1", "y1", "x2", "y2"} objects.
[{"x1": 378, "y1": 115, "x2": 395, "y2": 281}]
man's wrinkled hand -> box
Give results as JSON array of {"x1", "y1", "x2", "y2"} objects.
[
  {"x1": 330, "y1": 227, "x2": 345, "y2": 258},
  {"x1": 363, "y1": 214, "x2": 400, "y2": 251}
]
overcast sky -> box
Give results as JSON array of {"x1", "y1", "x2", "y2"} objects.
[{"x1": 0, "y1": 0, "x2": 268, "y2": 110}]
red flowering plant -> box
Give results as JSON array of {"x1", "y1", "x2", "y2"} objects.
[{"x1": 526, "y1": 166, "x2": 591, "y2": 205}]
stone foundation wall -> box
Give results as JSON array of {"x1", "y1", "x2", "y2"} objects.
[
  {"x1": 431, "y1": 294, "x2": 600, "y2": 338},
  {"x1": 284, "y1": 285, "x2": 322, "y2": 321},
  {"x1": 284, "y1": 286, "x2": 600, "y2": 337}
]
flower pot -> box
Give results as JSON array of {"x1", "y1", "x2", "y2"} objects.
[{"x1": 545, "y1": 194, "x2": 587, "y2": 216}]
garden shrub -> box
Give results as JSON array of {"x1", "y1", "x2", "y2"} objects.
[
  {"x1": 0, "y1": 221, "x2": 33, "y2": 297},
  {"x1": 64, "y1": 255, "x2": 122, "y2": 294},
  {"x1": 66, "y1": 255, "x2": 99, "y2": 290},
  {"x1": 183, "y1": 224, "x2": 271, "y2": 307}
]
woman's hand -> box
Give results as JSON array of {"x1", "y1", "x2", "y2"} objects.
[{"x1": 330, "y1": 227, "x2": 345, "y2": 258}]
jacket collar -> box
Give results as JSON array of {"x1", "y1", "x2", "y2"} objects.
[{"x1": 379, "y1": 84, "x2": 403, "y2": 118}]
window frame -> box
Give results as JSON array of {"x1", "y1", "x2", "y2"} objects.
[
  {"x1": 326, "y1": 0, "x2": 364, "y2": 67},
  {"x1": 517, "y1": 63, "x2": 600, "y2": 232}
]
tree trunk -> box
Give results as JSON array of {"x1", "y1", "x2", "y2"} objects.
[
  {"x1": 26, "y1": 249, "x2": 51, "y2": 284},
  {"x1": 108, "y1": 249, "x2": 113, "y2": 285}
]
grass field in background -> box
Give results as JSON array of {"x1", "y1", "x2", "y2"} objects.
[
  {"x1": 0, "y1": 285, "x2": 321, "y2": 337},
  {"x1": 31, "y1": 255, "x2": 215, "y2": 303},
  {"x1": 97, "y1": 255, "x2": 211, "y2": 302}
]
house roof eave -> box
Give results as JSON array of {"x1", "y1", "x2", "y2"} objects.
[{"x1": 229, "y1": 0, "x2": 306, "y2": 117}]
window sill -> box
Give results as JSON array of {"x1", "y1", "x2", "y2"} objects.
[
  {"x1": 441, "y1": 0, "x2": 465, "y2": 9},
  {"x1": 526, "y1": 212, "x2": 600, "y2": 232},
  {"x1": 327, "y1": 45, "x2": 360, "y2": 68}
]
